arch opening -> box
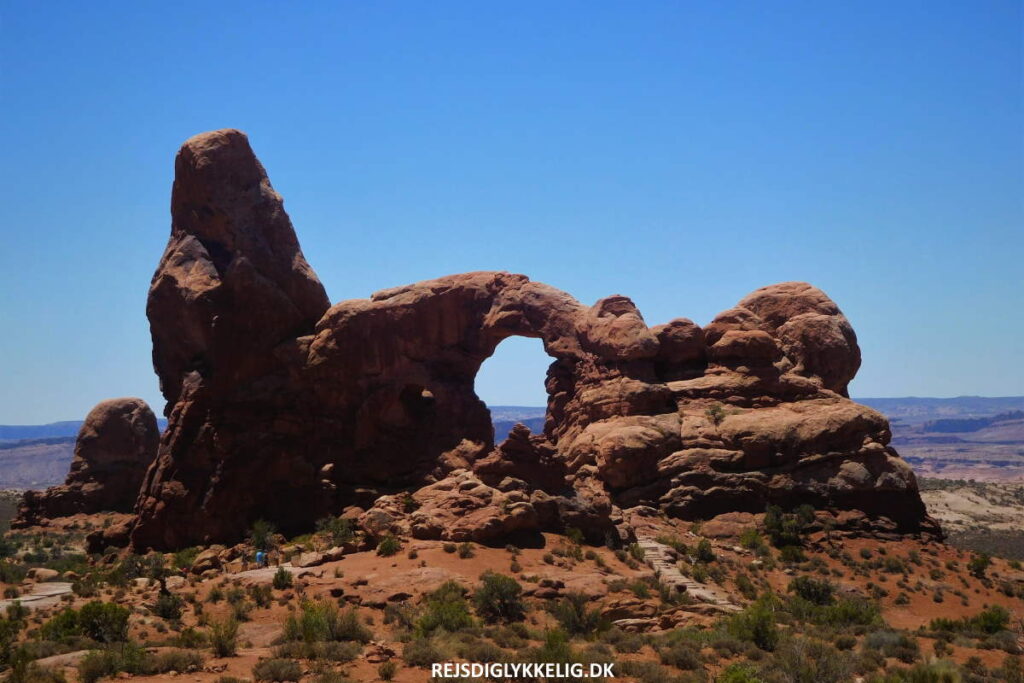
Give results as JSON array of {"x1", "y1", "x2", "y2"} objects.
[{"x1": 473, "y1": 336, "x2": 551, "y2": 443}]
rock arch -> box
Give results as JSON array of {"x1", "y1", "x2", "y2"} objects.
[{"x1": 123, "y1": 129, "x2": 936, "y2": 551}]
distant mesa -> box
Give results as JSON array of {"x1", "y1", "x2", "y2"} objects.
[{"x1": 19, "y1": 129, "x2": 941, "y2": 550}]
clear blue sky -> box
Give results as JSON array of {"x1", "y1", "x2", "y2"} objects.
[{"x1": 1, "y1": 1, "x2": 1021, "y2": 424}]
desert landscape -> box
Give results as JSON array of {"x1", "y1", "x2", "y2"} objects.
[{"x1": 0, "y1": 129, "x2": 1020, "y2": 683}]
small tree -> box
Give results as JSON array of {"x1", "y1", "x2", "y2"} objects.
[{"x1": 473, "y1": 572, "x2": 525, "y2": 623}]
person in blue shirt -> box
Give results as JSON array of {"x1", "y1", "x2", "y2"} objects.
[{"x1": 255, "y1": 550, "x2": 266, "y2": 568}]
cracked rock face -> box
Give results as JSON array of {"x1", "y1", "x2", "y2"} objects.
[
  {"x1": 14, "y1": 398, "x2": 159, "y2": 527},
  {"x1": 77, "y1": 129, "x2": 934, "y2": 550}
]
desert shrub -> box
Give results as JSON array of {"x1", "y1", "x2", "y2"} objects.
[
  {"x1": 863, "y1": 630, "x2": 920, "y2": 663},
  {"x1": 763, "y1": 504, "x2": 814, "y2": 547},
  {"x1": 600, "y1": 627, "x2": 643, "y2": 654},
  {"x1": 41, "y1": 601, "x2": 129, "y2": 643},
  {"x1": 696, "y1": 539, "x2": 716, "y2": 563},
  {"x1": 779, "y1": 545, "x2": 807, "y2": 563},
  {"x1": 0, "y1": 562, "x2": 28, "y2": 585},
  {"x1": 417, "y1": 581, "x2": 474, "y2": 635},
  {"x1": 739, "y1": 528, "x2": 767, "y2": 552},
  {"x1": 273, "y1": 640, "x2": 360, "y2": 662},
  {"x1": 175, "y1": 627, "x2": 206, "y2": 649},
  {"x1": 173, "y1": 546, "x2": 202, "y2": 570},
  {"x1": 403, "y1": 637, "x2": 445, "y2": 667},
  {"x1": 655, "y1": 534, "x2": 688, "y2": 555},
  {"x1": 761, "y1": 638, "x2": 853, "y2": 683},
  {"x1": 378, "y1": 660, "x2": 397, "y2": 680},
  {"x1": 719, "y1": 663, "x2": 762, "y2": 683},
  {"x1": 283, "y1": 600, "x2": 372, "y2": 643},
  {"x1": 383, "y1": 602, "x2": 417, "y2": 630},
  {"x1": 930, "y1": 605, "x2": 1010, "y2": 635},
  {"x1": 248, "y1": 520, "x2": 277, "y2": 550},
  {"x1": 706, "y1": 403, "x2": 726, "y2": 425},
  {"x1": 983, "y1": 630, "x2": 1021, "y2": 654},
  {"x1": 315, "y1": 517, "x2": 354, "y2": 546},
  {"x1": 377, "y1": 535, "x2": 401, "y2": 557},
  {"x1": 272, "y1": 567, "x2": 293, "y2": 590},
  {"x1": 153, "y1": 592, "x2": 183, "y2": 620},
  {"x1": 77, "y1": 643, "x2": 148, "y2": 683},
  {"x1": 727, "y1": 595, "x2": 780, "y2": 652},
  {"x1": 249, "y1": 584, "x2": 273, "y2": 608},
  {"x1": 834, "y1": 634, "x2": 857, "y2": 651},
  {"x1": 457, "y1": 542, "x2": 475, "y2": 559},
  {"x1": 443, "y1": 543, "x2": 457, "y2": 553},
  {"x1": 788, "y1": 576, "x2": 835, "y2": 606},
  {"x1": 735, "y1": 573, "x2": 758, "y2": 600},
  {"x1": 549, "y1": 592, "x2": 609, "y2": 638},
  {"x1": 473, "y1": 572, "x2": 525, "y2": 623},
  {"x1": 658, "y1": 640, "x2": 701, "y2": 670},
  {"x1": 252, "y1": 658, "x2": 301, "y2": 682},
  {"x1": 208, "y1": 617, "x2": 239, "y2": 657},
  {"x1": 149, "y1": 649, "x2": 204, "y2": 674},
  {"x1": 968, "y1": 553, "x2": 991, "y2": 578},
  {"x1": 6, "y1": 655, "x2": 66, "y2": 683}
]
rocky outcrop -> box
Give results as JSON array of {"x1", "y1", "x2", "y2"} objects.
[
  {"x1": 14, "y1": 398, "x2": 158, "y2": 527},
  {"x1": 119, "y1": 129, "x2": 937, "y2": 550}
]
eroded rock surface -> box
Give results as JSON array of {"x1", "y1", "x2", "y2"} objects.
[
  {"x1": 111, "y1": 129, "x2": 938, "y2": 549},
  {"x1": 14, "y1": 398, "x2": 158, "y2": 527}
]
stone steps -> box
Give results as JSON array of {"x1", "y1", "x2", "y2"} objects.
[{"x1": 635, "y1": 537, "x2": 741, "y2": 613}]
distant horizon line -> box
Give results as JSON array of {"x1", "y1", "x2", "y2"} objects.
[{"x1": 4, "y1": 394, "x2": 1024, "y2": 428}]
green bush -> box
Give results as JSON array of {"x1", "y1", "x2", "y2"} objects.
[
  {"x1": 658, "y1": 640, "x2": 702, "y2": 669},
  {"x1": 968, "y1": 553, "x2": 991, "y2": 578},
  {"x1": 248, "y1": 520, "x2": 277, "y2": 550},
  {"x1": 696, "y1": 539, "x2": 716, "y2": 563},
  {"x1": 930, "y1": 605, "x2": 1011, "y2": 635},
  {"x1": 252, "y1": 658, "x2": 301, "y2": 682},
  {"x1": 315, "y1": 517, "x2": 355, "y2": 546},
  {"x1": 549, "y1": 592, "x2": 609, "y2": 638},
  {"x1": 473, "y1": 572, "x2": 525, "y2": 623},
  {"x1": 863, "y1": 630, "x2": 920, "y2": 664},
  {"x1": 41, "y1": 602, "x2": 129, "y2": 644},
  {"x1": 763, "y1": 504, "x2": 814, "y2": 547},
  {"x1": 718, "y1": 662, "x2": 763, "y2": 683},
  {"x1": 173, "y1": 547, "x2": 202, "y2": 570},
  {"x1": 153, "y1": 592, "x2": 183, "y2": 620},
  {"x1": 457, "y1": 542, "x2": 475, "y2": 559},
  {"x1": 272, "y1": 567, "x2": 293, "y2": 590},
  {"x1": 403, "y1": 637, "x2": 446, "y2": 667},
  {"x1": 788, "y1": 576, "x2": 835, "y2": 606},
  {"x1": 208, "y1": 617, "x2": 239, "y2": 657},
  {"x1": 378, "y1": 660, "x2": 397, "y2": 681},
  {"x1": 417, "y1": 581, "x2": 474, "y2": 635},
  {"x1": 735, "y1": 574, "x2": 758, "y2": 601},
  {"x1": 283, "y1": 600, "x2": 372, "y2": 643},
  {"x1": 727, "y1": 595, "x2": 780, "y2": 652},
  {"x1": 762, "y1": 638, "x2": 853, "y2": 683},
  {"x1": 377, "y1": 535, "x2": 401, "y2": 557}
]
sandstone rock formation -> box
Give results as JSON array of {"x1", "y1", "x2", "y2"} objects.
[
  {"x1": 119, "y1": 129, "x2": 937, "y2": 550},
  {"x1": 14, "y1": 398, "x2": 158, "y2": 527}
]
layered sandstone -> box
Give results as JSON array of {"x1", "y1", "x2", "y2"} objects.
[
  {"x1": 14, "y1": 398, "x2": 159, "y2": 527},
  {"x1": 105, "y1": 129, "x2": 937, "y2": 549}
]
